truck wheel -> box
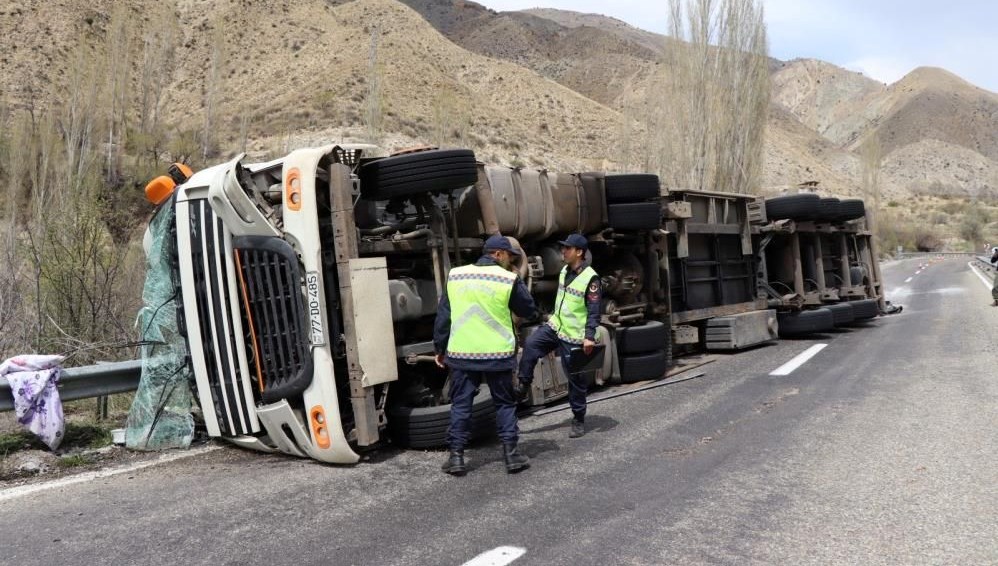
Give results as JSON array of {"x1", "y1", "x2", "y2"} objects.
[
  {"x1": 847, "y1": 298, "x2": 879, "y2": 320},
  {"x1": 607, "y1": 202, "x2": 661, "y2": 231},
  {"x1": 823, "y1": 302, "x2": 855, "y2": 326},
  {"x1": 359, "y1": 148, "x2": 478, "y2": 200},
  {"x1": 764, "y1": 194, "x2": 820, "y2": 221},
  {"x1": 402, "y1": 419, "x2": 495, "y2": 449},
  {"x1": 777, "y1": 308, "x2": 834, "y2": 336},
  {"x1": 815, "y1": 197, "x2": 840, "y2": 221},
  {"x1": 835, "y1": 199, "x2": 866, "y2": 221},
  {"x1": 605, "y1": 174, "x2": 660, "y2": 203},
  {"x1": 387, "y1": 386, "x2": 496, "y2": 448},
  {"x1": 618, "y1": 350, "x2": 667, "y2": 383},
  {"x1": 615, "y1": 320, "x2": 669, "y2": 354}
]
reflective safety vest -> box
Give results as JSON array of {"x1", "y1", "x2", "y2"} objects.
[
  {"x1": 445, "y1": 263, "x2": 518, "y2": 360},
  {"x1": 548, "y1": 265, "x2": 599, "y2": 344}
]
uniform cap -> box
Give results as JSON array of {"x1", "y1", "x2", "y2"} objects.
[
  {"x1": 483, "y1": 234, "x2": 521, "y2": 256},
  {"x1": 557, "y1": 233, "x2": 589, "y2": 250}
]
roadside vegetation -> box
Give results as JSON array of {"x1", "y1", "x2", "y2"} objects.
[
  {"x1": 0, "y1": 6, "x2": 197, "y2": 459},
  {"x1": 875, "y1": 195, "x2": 998, "y2": 254}
]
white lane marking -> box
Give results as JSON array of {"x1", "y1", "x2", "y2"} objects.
[
  {"x1": 461, "y1": 546, "x2": 526, "y2": 566},
  {"x1": 0, "y1": 445, "x2": 221, "y2": 503},
  {"x1": 770, "y1": 344, "x2": 828, "y2": 376},
  {"x1": 967, "y1": 262, "x2": 995, "y2": 292},
  {"x1": 904, "y1": 277, "x2": 913, "y2": 283}
]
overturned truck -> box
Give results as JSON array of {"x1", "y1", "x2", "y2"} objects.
[{"x1": 143, "y1": 145, "x2": 883, "y2": 464}]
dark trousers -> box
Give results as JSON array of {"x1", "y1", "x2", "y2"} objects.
[
  {"x1": 517, "y1": 324, "x2": 588, "y2": 422},
  {"x1": 447, "y1": 369, "x2": 519, "y2": 451}
]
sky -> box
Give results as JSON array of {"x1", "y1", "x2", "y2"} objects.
[{"x1": 476, "y1": 0, "x2": 998, "y2": 93}]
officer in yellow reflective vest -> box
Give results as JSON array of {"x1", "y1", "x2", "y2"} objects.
[
  {"x1": 434, "y1": 234, "x2": 538, "y2": 475},
  {"x1": 516, "y1": 233, "x2": 601, "y2": 438}
]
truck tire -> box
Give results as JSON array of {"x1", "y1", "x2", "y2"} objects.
[
  {"x1": 765, "y1": 194, "x2": 820, "y2": 221},
  {"x1": 847, "y1": 298, "x2": 879, "y2": 320},
  {"x1": 605, "y1": 174, "x2": 660, "y2": 203},
  {"x1": 615, "y1": 320, "x2": 669, "y2": 354},
  {"x1": 607, "y1": 202, "x2": 661, "y2": 231},
  {"x1": 388, "y1": 386, "x2": 496, "y2": 448},
  {"x1": 823, "y1": 302, "x2": 855, "y2": 326},
  {"x1": 400, "y1": 419, "x2": 495, "y2": 449},
  {"x1": 359, "y1": 149, "x2": 478, "y2": 200},
  {"x1": 619, "y1": 350, "x2": 667, "y2": 383},
  {"x1": 835, "y1": 199, "x2": 866, "y2": 221},
  {"x1": 815, "y1": 197, "x2": 840, "y2": 221},
  {"x1": 777, "y1": 308, "x2": 834, "y2": 336}
]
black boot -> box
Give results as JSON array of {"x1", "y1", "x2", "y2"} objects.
[
  {"x1": 502, "y1": 443, "x2": 530, "y2": 474},
  {"x1": 441, "y1": 450, "x2": 467, "y2": 476},
  {"x1": 513, "y1": 379, "x2": 530, "y2": 404},
  {"x1": 569, "y1": 418, "x2": 585, "y2": 438}
]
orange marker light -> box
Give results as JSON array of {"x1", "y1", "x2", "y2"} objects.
[
  {"x1": 309, "y1": 406, "x2": 330, "y2": 449},
  {"x1": 172, "y1": 162, "x2": 193, "y2": 181},
  {"x1": 286, "y1": 168, "x2": 302, "y2": 211}
]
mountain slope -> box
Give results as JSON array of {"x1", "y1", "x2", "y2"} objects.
[
  {"x1": 399, "y1": 0, "x2": 663, "y2": 108},
  {"x1": 3, "y1": 0, "x2": 996, "y2": 201},
  {"x1": 853, "y1": 67, "x2": 998, "y2": 160},
  {"x1": 521, "y1": 7, "x2": 670, "y2": 57},
  {"x1": 2, "y1": 0, "x2": 631, "y2": 170},
  {"x1": 770, "y1": 58, "x2": 886, "y2": 143},
  {"x1": 769, "y1": 61, "x2": 998, "y2": 194}
]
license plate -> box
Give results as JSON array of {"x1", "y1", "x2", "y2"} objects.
[{"x1": 305, "y1": 272, "x2": 325, "y2": 346}]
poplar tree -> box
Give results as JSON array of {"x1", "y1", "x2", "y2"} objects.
[{"x1": 662, "y1": 0, "x2": 769, "y2": 193}]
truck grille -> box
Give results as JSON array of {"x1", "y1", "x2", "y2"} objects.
[
  {"x1": 232, "y1": 237, "x2": 314, "y2": 404},
  {"x1": 187, "y1": 200, "x2": 257, "y2": 436}
]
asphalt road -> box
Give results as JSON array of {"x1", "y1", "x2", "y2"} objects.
[{"x1": 2, "y1": 258, "x2": 996, "y2": 565}]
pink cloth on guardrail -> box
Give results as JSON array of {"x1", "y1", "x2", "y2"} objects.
[{"x1": 1, "y1": 355, "x2": 65, "y2": 450}]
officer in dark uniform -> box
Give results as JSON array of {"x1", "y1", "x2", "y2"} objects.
[
  {"x1": 515, "y1": 233, "x2": 601, "y2": 438},
  {"x1": 434, "y1": 234, "x2": 538, "y2": 475}
]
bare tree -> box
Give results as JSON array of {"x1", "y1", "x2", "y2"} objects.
[
  {"x1": 860, "y1": 136, "x2": 882, "y2": 234},
  {"x1": 365, "y1": 26, "x2": 384, "y2": 145},
  {"x1": 662, "y1": 0, "x2": 769, "y2": 193},
  {"x1": 432, "y1": 83, "x2": 468, "y2": 147},
  {"x1": 615, "y1": 100, "x2": 637, "y2": 173},
  {"x1": 5, "y1": 47, "x2": 140, "y2": 361},
  {"x1": 105, "y1": 3, "x2": 132, "y2": 186},
  {"x1": 59, "y1": 50, "x2": 101, "y2": 195},
  {"x1": 202, "y1": 20, "x2": 226, "y2": 162},
  {"x1": 139, "y1": 10, "x2": 177, "y2": 139},
  {"x1": 130, "y1": 6, "x2": 180, "y2": 180},
  {"x1": 0, "y1": 109, "x2": 28, "y2": 354},
  {"x1": 239, "y1": 113, "x2": 251, "y2": 154}
]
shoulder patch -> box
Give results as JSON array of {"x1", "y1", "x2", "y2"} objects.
[{"x1": 588, "y1": 282, "x2": 599, "y2": 293}]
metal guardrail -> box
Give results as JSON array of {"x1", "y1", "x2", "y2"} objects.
[
  {"x1": 0, "y1": 359, "x2": 142, "y2": 413},
  {"x1": 973, "y1": 255, "x2": 996, "y2": 282},
  {"x1": 896, "y1": 251, "x2": 977, "y2": 258}
]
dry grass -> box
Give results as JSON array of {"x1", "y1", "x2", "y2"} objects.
[{"x1": 875, "y1": 195, "x2": 998, "y2": 253}]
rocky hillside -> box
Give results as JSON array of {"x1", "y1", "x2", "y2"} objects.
[
  {"x1": 399, "y1": 2, "x2": 998, "y2": 198},
  {"x1": 771, "y1": 60, "x2": 998, "y2": 197},
  {"x1": 398, "y1": 0, "x2": 664, "y2": 109},
  {"x1": 2, "y1": 0, "x2": 997, "y2": 200},
  {"x1": 2, "y1": 0, "x2": 632, "y2": 173}
]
